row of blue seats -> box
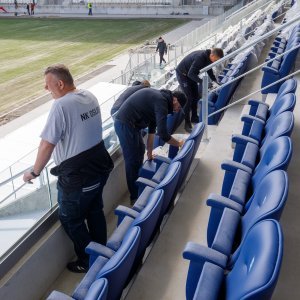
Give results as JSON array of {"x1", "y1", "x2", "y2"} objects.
[
  {"x1": 199, "y1": 49, "x2": 253, "y2": 125},
  {"x1": 47, "y1": 121, "x2": 206, "y2": 300},
  {"x1": 182, "y1": 78, "x2": 297, "y2": 299},
  {"x1": 261, "y1": 23, "x2": 300, "y2": 94}
]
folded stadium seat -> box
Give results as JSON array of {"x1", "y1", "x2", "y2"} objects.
[
  {"x1": 168, "y1": 122, "x2": 205, "y2": 159},
  {"x1": 46, "y1": 278, "x2": 108, "y2": 300},
  {"x1": 153, "y1": 110, "x2": 184, "y2": 148},
  {"x1": 261, "y1": 42, "x2": 300, "y2": 94},
  {"x1": 199, "y1": 74, "x2": 238, "y2": 125},
  {"x1": 109, "y1": 190, "x2": 163, "y2": 266},
  {"x1": 134, "y1": 162, "x2": 181, "y2": 224},
  {"x1": 139, "y1": 140, "x2": 194, "y2": 191},
  {"x1": 248, "y1": 78, "x2": 297, "y2": 121},
  {"x1": 183, "y1": 219, "x2": 283, "y2": 300},
  {"x1": 83, "y1": 227, "x2": 141, "y2": 300},
  {"x1": 249, "y1": 91, "x2": 296, "y2": 124},
  {"x1": 221, "y1": 136, "x2": 292, "y2": 205},
  {"x1": 232, "y1": 111, "x2": 294, "y2": 169},
  {"x1": 206, "y1": 170, "x2": 288, "y2": 256},
  {"x1": 241, "y1": 92, "x2": 296, "y2": 144}
]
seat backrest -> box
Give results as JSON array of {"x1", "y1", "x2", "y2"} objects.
[
  {"x1": 155, "y1": 161, "x2": 181, "y2": 218},
  {"x1": 269, "y1": 93, "x2": 296, "y2": 123},
  {"x1": 252, "y1": 136, "x2": 292, "y2": 189},
  {"x1": 215, "y1": 77, "x2": 235, "y2": 110},
  {"x1": 275, "y1": 78, "x2": 297, "y2": 99},
  {"x1": 95, "y1": 227, "x2": 141, "y2": 300},
  {"x1": 278, "y1": 46, "x2": 300, "y2": 76},
  {"x1": 242, "y1": 170, "x2": 288, "y2": 238},
  {"x1": 226, "y1": 219, "x2": 283, "y2": 300},
  {"x1": 132, "y1": 189, "x2": 164, "y2": 253},
  {"x1": 262, "y1": 111, "x2": 294, "y2": 154},
  {"x1": 186, "y1": 122, "x2": 205, "y2": 160},
  {"x1": 173, "y1": 140, "x2": 194, "y2": 188}
]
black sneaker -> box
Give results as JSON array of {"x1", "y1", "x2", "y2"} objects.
[
  {"x1": 184, "y1": 121, "x2": 193, "y2": 133},
  {"x1": 191, "y1": 115, "x2": 199, "y2": 123},
  {"x1": 67, "y1": 260, "x2": 88, "y2": 273}
]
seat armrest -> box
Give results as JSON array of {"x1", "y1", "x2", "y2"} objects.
[
  {"x1": 262, "y1": 66, "x2": 279, "y2": 75},
  {"x1": 85, "y1": 242, "x2": 115, "y2": 259},
  {"x1": 154, "y1": 155, "x2": 172, "y2": 164},
  {"x1": 206, "y1": 193, "x2": 243, "y2": 214},
  {"x1": 136, "y1": 177, "x2": 158, "y2": 189},
  {"x1": 46, "y1": 291, "x2": 74, "y2": 300},
  {"x1": 248, "y1": 99, "x2": 269, "y2": 108},
  {"x1": 192, "y1": 262, "x2": 224, "y2": 300},
  {"x1": 221, "y1": 159, "x2": 252, "y2": 174},
  {"x1": 241, "y1": 114, "x2": 265, "y2": 125},
  {"x1": 211, "y1": 208, "x2": 241, "y2": 256},
  {"x1": 232, "y1": 134, "x2": 259, "y2": 146},
  {"x1": 183, "y1": 242, "x2": 227, "y2": 269},
  {"x1": 114, "y1": 205, "x2": 139, "y2": 224},
  {"x1": 107, "y1": 216, "x2": 134, "y2": 251}
]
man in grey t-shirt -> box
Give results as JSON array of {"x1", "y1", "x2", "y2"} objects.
[{"x1": 23, "y1": 64, "x2": 113, "y2": 273}]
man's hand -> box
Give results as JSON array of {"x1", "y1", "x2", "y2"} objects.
[
  {"x1": 178, "y1": 140, "x2": 184, "y2": 148},
  {"x1": 147, "y1": 151, "x2": 155, "y2": 161},
  {"x1": 23, "y1": 171, "x2": 35, "y2": 184}
]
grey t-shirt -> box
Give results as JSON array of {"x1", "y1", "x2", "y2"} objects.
[{"x1": 41, "y1": 89, "x2": 103, "y2": 165}]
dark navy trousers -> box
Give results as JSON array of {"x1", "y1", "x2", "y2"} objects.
[{"x1": 114, "y1": 119, "x2": 145, "y2": 200}]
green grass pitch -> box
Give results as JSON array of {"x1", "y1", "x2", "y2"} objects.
[{"x1": 0, "y1": 18, "x2": 187, "y2": 114}]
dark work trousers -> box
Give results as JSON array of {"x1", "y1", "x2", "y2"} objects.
[
  {"x1": 176, "y1": 70, "x2": 201, "y2": 122},
  {"x1": 159, "y1": 52, "x2": 166, "y2": 65},
  {"x1": 57, "y1": 175, "x2": 108, "y2": 265},
  {"x1": 114, "y1": 119, "x2": 145, "y2": 200}
]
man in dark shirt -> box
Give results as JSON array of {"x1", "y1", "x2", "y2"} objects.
[
  {"x1": 110, "y1": 80, "x2": 150, "y2": 117},
  {"x1": 176, "y1": 48, "x2": 224, "y2": 132},
  {"x1": 114, "y1": 88, "x2": 187, "y2": 202}
]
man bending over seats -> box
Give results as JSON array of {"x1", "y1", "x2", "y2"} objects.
[{"x1": 114, "y1": 88, "x2": 187, "y2": 203}]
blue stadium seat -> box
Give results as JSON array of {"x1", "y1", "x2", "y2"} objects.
[
  {"x1": 232, "y1": 111, "x2": 294, "y2": 169},
  {"x1": 153, "y1": 111, "x2": 184, "y2": 148},
  {"x1": 261, "y1": 42, "x2": 299, "y2": 94},
  {"x1": 183, "y1": 219, "x2": 283, "y2": 300},
  {"x1": 139, "y1": 140, "x2": 194, "y2": 190},
  {"x1": 221, "y1": 136, "x2": 292, "y2": 205},
  {"x1": 206, "y1": 170, "x2": 288, "y2": 256},
  {"x1": 83, "y1": 227, "x2": 141, "y2": 300},
  {"x1": 46, "y1": 278, "x2": 108, "y2": 300},
  {"x1": 248, "y1": 78, "x2": 297, "y2": 120},
  {"x1": 168, "y1": 122, "x2": 205, "y2": 159},
  {"x1": 135, "y1": 161, "x2": 181, "y2": 222},
  {"x1": 111, "y1": 189, "x2": 164, "y2": 262}
]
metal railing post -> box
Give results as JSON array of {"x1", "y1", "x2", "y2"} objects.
[
  {"x1": 9, "y1": 166, "x2": 16, "y2": 200},
  {"x1": 121, "y1": 71, "x2": 124, "y2": 85},
  {"x1": 44, "y1": 167, "x2": 53, "y2": 209},
  {"x1": 202, "y1": 72, "x2": 209, "y2": 141}
]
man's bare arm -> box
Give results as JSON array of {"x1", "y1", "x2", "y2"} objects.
[{"x1": 23, "y1": 139, "x2": 55, "y2": 182}]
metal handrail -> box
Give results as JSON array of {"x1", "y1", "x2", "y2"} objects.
[
  {"x1": 228, "y1": 0, "x2": 284, "y2": 21},
  {"x1": 200, "y1": 14, "x2": 300, "y2": 139},
  {"x1": 211, "y1": 44, "x2": 300, "y2": 95},
  {"x1": 200, "y1": 14, "x2": 300, "y2": 74},
  {"x1": 208, "y1": 69, "x2": 300, "y2": 118},
  {"x1": 225, "y1": 0, "x2": 271, "y2": 20}
]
